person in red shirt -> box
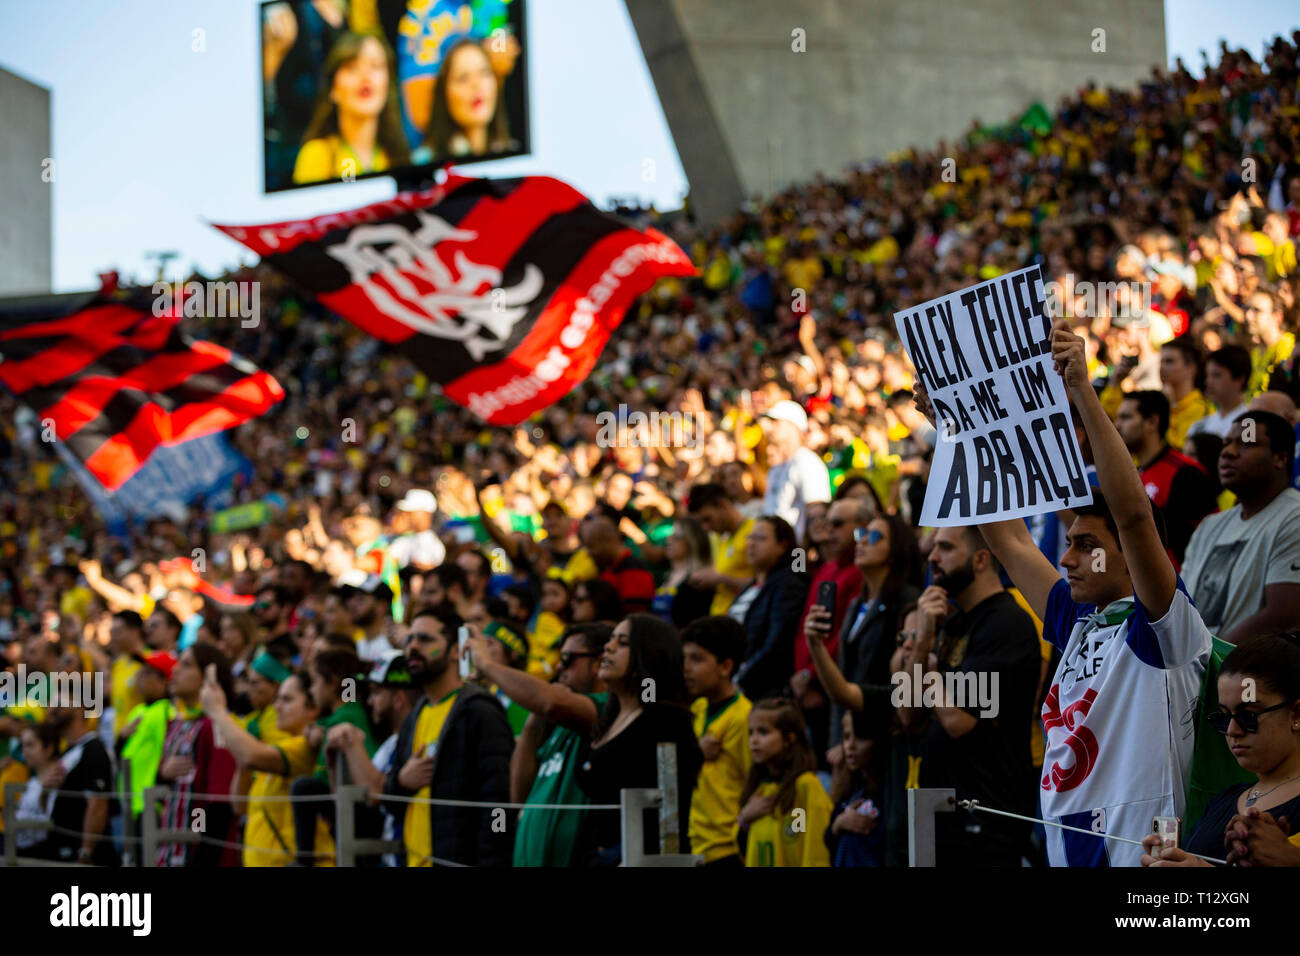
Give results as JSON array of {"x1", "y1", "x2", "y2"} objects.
[
  {"x1": 1114, "y1": 391, "x2": 1219, "y2": 567},
  {"x1": 789, "y1": 496, "x2": 869, "y2": 765},
  {"x1": 580, "y1": 505, "x2": 656, "y2": 615}
]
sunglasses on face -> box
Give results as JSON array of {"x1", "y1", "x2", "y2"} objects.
[
  {"x1": 559, "y1": 651, "x2": 600, "y2": 669},
  {"x1": 1207, "y1": 701, "x2": 1290, "y2": 735},
  {"x1": 854, "y1": 528, "x2": 885, "y2": 544},
  {"x1": 253, "y1": 601, "x2": 272, "y2": 611},
  {"x1": 574, "y1": 593, "x2": 592, "y2": 602}
]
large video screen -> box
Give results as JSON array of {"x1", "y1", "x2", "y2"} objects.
[{"x1": 261, "y1": 0, "x2": 529, "y2": 192}]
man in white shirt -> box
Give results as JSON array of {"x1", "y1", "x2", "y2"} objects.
[
  {"x1": 1187, "y1": 346, "x2": 1251, "y2": 440},
  {"x1": 760, "y1": 399, "x2": 831, "y2": 540},
  {"x1": 973, "y1": 327, "x2": 1211, "y2": 866},
  {"x1": 1182, "y1": 410, "x2": 1300, "y2": 642},
  {"x1": 387, "y1": 489, "x2": 446, "y2": 571}
]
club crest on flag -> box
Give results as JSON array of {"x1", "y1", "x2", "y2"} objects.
[
  {"x1": 216, "y1": 172, "x2": 696, "y2": 424},
  {"x1": 325, "y1": 210, "x2": 544, "y2": 362}
]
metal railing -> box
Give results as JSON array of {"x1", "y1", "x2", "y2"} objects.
[{"x1": 4, "y1": 745, "x2": 703, "y2": 868}]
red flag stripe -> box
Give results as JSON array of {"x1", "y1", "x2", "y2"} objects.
[
  {"x1": 0, "y1": 311, "x2": 177, "y2": 394},
  {"x1": 444, "y1": 227, "x2": 693, "y2": 422},
  {"x1": 314, "y1": 176, "x2": 587, "y2": 345},
  {"x1": 41, "y1": 343, "x2": 240, "y2": 438},
  {"x1": 81, "y1": 372, "x2": 283, "y2": 491}
]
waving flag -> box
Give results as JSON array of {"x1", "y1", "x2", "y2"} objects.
[
  {"x1": 214, "y1": 173, "x2": 695, "y2": 424},
  {"x1": 0, "y1": 289, "x2": 282, "y2": 492}
]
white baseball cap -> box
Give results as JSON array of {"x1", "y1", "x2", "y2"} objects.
[
  {"x1": 764, "y1": 399, "x2": 809, "y2": 432},
  {"x1": 396, "y1": 489, "x2": 437, "y2": 513}
]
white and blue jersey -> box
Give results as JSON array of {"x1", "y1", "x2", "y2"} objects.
[{"x1": 1039, "y1": 577, "x2": 1210, "y2": 866}]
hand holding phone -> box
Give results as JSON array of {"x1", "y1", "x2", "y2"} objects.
[{"x1": 458, "y1": 625, "x2": 477, "y2": 680}]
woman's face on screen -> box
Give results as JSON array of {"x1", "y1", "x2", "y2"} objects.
[
  {"x1": 445, "y1": 43, "x2": 496, "y2": 138},
  {"x1": 332, "y1": 36, "x2": 390, "y2": 121}
]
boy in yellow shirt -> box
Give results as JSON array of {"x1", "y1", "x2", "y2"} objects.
[{"x1": 682, "y1": 617, "x2": 753, "y2": 866}]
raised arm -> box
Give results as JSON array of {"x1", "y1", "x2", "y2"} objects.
[
  {"x1": 467, "y1": 633, "x2": 599, "y2": 732},
  {"x1": 1052, "y1": 327, "x2": 1176, "y2": 617},
  {"x1": 803, "y1": 604, "x2": 864, "y2": 711},
  {"x1": 978, "y1": 520, "x2": 1060, "y2": 622},
  {"x1": 911, "y1": 383, "x2": 1060, "y2": 620},
  {"x1": 200, "y1": 667, "x2": 287, "y2": 773}
]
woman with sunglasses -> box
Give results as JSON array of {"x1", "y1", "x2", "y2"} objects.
[{"x1": 1142, "y1": 634, "x2": 1300, "y2": 866}]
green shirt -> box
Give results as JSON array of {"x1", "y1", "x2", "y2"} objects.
[
  {"x1": 513, "y1": 693, "x2": 608, "y2": 867},
  {"x1": 120, "y1": 698, "x2": 175, "y2": 817},
  {"x1": 313, "y1": 700, "x2": 377, "y2": 781}
]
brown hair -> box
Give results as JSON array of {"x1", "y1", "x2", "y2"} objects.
[
  {"x1": 739, "y1": 698, "x2": 816, "y2": 815},
  {"x1": 301, "y1": 32, "x2": 411, "y2": 170}
]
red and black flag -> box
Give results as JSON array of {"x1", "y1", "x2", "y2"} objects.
[
  {"x1": 214, "y1": 173, "x2": 695, "y2": 424},
  {"x1": 0, "y1": 289, "x2": 283, "y2": 492}
]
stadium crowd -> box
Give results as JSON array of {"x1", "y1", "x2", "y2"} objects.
[{"x1": 3, "y1": 35, "x2": 1300, "y2": 867}]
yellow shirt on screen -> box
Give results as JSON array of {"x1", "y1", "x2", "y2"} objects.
[
  {"x1": 244, "y1": 735, "x2": 335, "y2": 867},
  {"x1": 709, "y1": 518, "x2": 755, "y2": 616},
  {"x1": 293, "y1": 136, "x2": 391, "y2": 185},
  {"x1": 405, "y1": 688, "x2": 461, "y2": 867},
  {"x1": 690, "y1": 693, "x2": 752, "y2": 862},
  {"x1": 744, "y1": 772, "x2": 832, "y2": 867},
  {"x1": 111, "y1": 656, "x2": 143, "y2": 739}
]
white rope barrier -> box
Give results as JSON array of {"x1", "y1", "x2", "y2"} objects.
[{"x1": 956, "y1": 799, "x2": 1229, "y2": 866}]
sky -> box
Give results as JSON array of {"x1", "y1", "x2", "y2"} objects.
[{"x1": 0, "y1": 0, "x2": 1297, "y2": 292}]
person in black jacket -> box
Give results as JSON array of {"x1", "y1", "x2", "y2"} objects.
[
  {"x1": 383, "y1": 605, "x2": 514, "y2": 867},
  {"x1": 732, "y1": 516, "x2": 810, "y2": 701},
  {"x1": 574, "y1": 614, "x2": 703, "y2": 866},
  {"x1": 818, "y1": 512, "x2": 921, "y2": 750}
]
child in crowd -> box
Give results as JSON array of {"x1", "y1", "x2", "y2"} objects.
[
  {"x1": 738, "y1": 699, "x2": 832, "y2": 867},
  {"x1": 681, "y1": 616, "x2": 753, "y2": 867},
  {"x1": 825, "y1": 708, "x2": 886, "y2": 866}
]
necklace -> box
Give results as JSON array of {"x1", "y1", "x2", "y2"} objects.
[{"x1": 1245, "y1": 771, "x2": 1300, "y2": 807}]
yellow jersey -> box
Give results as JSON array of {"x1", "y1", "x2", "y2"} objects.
[
  {"x1": 110, "y1": 656, "x2": 143, "y2": 739},
  {"x1": 689, "y1": 693, "x2": 752, "y2": 862},
  {"x1": 405, "y1": 688, "x2": 461, "y2": 867},
  {"x1": 1167, "y1": 389, "x2": 1213, "y2": 449},
  {"x1": 744, "y1": 772, "x2": 832, "y2": 867},
  {"x1": 243, "y1": 735, "x2": 335, "y2": 867},
  {"x1": 526, "y1": 611, "x2": 567, "y2": 680},
  {"x1": 709, "y1": 518, "x2": 755, "y2": 616}
]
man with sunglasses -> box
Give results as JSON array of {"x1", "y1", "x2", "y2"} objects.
[
  {"x1": 462, "y1": 622, "x2": 612, "y2": 866},
  {"x1": 970, "y1": 327, "x2": 1213, "y2": 867}
]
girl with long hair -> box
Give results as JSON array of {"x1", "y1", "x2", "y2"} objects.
[
  {"x1": 737, "y1": 698, "x2": 831, "y2": 866},
  {"x1": 575, "y1": 614, "x2": 703, "y2": 866},
  {"x1": 413, "y1": 37, "x2": 515, "y2": 163},
  {"x1": 293, "y1": 32, "x2": 411, "y2": 184}
]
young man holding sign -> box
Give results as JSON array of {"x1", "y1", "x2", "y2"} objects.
[{"x1": 931, "y1": 326, "x2": 1212, "y2": 867}]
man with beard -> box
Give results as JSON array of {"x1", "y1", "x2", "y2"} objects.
[
  {"x1": 383, "y1": 605, "x2": 514, "y2": 866},
  {"x1": 253, "y1": 586, "x2": 297, "y2": 659},
  {"x1": 895, "y1": 525, "x2": 1040, "y2": 867}
]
